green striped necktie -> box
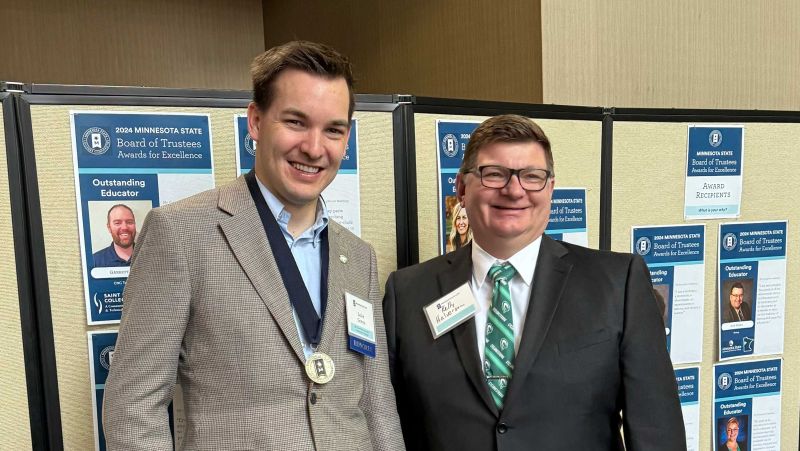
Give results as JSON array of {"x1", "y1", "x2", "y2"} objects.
[{"x1": 484, "y1": 262, "x2": 516, "y2": 409}]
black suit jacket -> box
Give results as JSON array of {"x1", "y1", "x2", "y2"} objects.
[
  {"x1": 383, "y1": 236, "x2": 686, "y2": 451},
  {"x1": 722, "y1": 301, "x2": 752, "y2": 323}
]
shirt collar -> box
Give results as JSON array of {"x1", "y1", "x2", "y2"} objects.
[
  {"x1": 255, "y1": 175, "x2": 329, "y2": 243},
  {"x1": 471, "y1": 235, "x2": 542, "y2": 289}
]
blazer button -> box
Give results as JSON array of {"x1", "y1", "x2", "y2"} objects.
[
  {"x1": 310, "y1": 393, "x2": 317, "y2": 405},
  {"x1": 496, "y1": 423, "x2": 508, "y2": 434}
]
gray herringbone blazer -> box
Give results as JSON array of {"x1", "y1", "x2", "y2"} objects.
[{"x1": 103, "y1": 176, "x2": 404, "y2": 451}]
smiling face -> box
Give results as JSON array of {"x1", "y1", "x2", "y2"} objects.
[
  {"x1": 726, "y1": 419, "x2": 739, "y2": 441},
  {"x1": 729, "y1": 286, "x2": 744, "y2": 310},
  {"x1": 107, "y1": 206, "x2": 136, "y2": 249},
  {"x1": 455, "y1": 208, "x2": 469, "y2": 237},
  {"x1": 456, "y1": 140, "x2": 554, "y2": 259},
  {"x1": 247, "y1": 68, "x2": 351, "y2": 218}
]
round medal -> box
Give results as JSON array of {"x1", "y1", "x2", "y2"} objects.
[{"x1": 305, "y1": 352, "x2": 335, "y2": 384}]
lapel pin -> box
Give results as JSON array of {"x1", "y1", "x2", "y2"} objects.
[{"x1": 340, "y1": 255, "x2": 348, "y2": 264}]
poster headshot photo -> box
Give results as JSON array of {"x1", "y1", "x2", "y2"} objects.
[
  {"x1": 720, "y1": 278, "x2": 754, "y2": 325},
  {"x1": 443, "y1": 195, "x2": 472, "y2": 253},
  {"x1": 88, "y1": 200, "x2": 152, "y2": 268},
  {"x1": 717, "y1": 414, "x2": 748, "y2": 451}
]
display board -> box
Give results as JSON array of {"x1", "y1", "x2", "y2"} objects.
[
  {"x1": 611, "y1": 119, "x2": 800, "y2": 450},
  {"x1": 21, "y1": 91, "x2": 401, "y2": 450},
  {"x1": 413, "y1": 112, "x2": 603, "y2": 263},
  {"x1": 0, "y1": 94, "x2": 33, "y2": 450}
]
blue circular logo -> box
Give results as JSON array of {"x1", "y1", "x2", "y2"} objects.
[
  {"x1": 722, "y1": 233, "x2": 738, "y2": 251},
  {"x1": 82, "y1": 127, "x2": 111, "y2": 155},
  {"x1": 100, "y1": 345, "x2": 115, "y2": 370},
  {"x1": 441, "y1": 134, "x2": 459, "y2": 158},
  {"x1": 717, "y1": 372, "x2": 733, "y2": 390},
  {"x1": 244, "y1": 134, "x2": 256, "y2": 156},
  {"x1": 635, "y1": 237, "x2": 652, "y2": 256},
  {"x1": 709, "y1": 129, "x2": 723, "y2": 147}
]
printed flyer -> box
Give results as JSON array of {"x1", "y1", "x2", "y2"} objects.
[
  {"x1": 674, "y1": 367, "x2": 700, "y2": 451},
  {"x1": 88, "y1": 331, "x2": 184, "y2": 450},
  {"x1": 718, "y1": 221, "x2": 787, "y2": 360},
  {"x1": 684, "y1": 125, "x2": 744, "y2": 219},
  {"x1": 87, "y1": 331, "x2": 116, "y2": 451},
  {"x1": 714, "y1": 358, "x2": 782, "y2": 450},
  {"x1": 234, "y1": 115, "x2": 361, "y2": 236},
  {"x1": 437, "y1": 120, "x2": 479, "y2": 254},
  {"x1": 632, "y1": 224, "x2": 705, "y2": 363},
  {"x1": 546, "y1": 188, "x2": 587, "y2": 247},
  {"x1": 72, "y1": 112, "x2": 214, "y2": 324}
]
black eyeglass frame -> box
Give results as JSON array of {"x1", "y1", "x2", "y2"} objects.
[{"x1": 467, "y1": 165, "x2": 553, "y2": 192}]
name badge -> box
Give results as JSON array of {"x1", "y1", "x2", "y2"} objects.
[
  {"x1": 423, "y1": 283, "x2": 477, "y2": 339},
  {"x1": 345, "y1": 292, "x2": 376, "y2": 358}
]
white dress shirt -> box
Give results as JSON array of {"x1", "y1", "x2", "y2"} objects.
[{"x1": 471, "y1": 237, "x2": 542, "y2": 372}]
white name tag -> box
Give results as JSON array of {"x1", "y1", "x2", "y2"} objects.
[
  {"x1": 423, "y1": 283, "x2": 478, "y2": 339},
  {"x1": 345, "y1": 292, "x2": 377, "y2": 358}
]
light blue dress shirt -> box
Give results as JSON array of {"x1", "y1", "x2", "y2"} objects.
[{"x1": 256, "y1": 178, "x2": 329, "y2": 359}]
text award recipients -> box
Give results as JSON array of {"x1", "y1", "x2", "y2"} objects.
[{"x1": 103, "y1": 41, "x2": 404, "y2": 451}]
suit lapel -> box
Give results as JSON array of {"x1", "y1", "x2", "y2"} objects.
[
  {"x1": 217, "y1": 177, "x2": 307, "y2": 362},
  {"x1": 504, "y1": 236, "x2": 572, "y2": 415},
  {"x1": 441, "y1": 245, "x2": 500, "y2": 417},
  {"x1": 317, "y1": 223, "x2": 345, "y2": 354}
]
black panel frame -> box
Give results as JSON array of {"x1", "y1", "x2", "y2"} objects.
[
  {"x1": 611, "y1": 106, "x2": 800, "y2": 123},
  {"x1": 412, "y1": 96, "x2": 605, "y2": 121},
  {"x1": 392, "y1": 101, "x2": 418, "y2": 268},
  {"x1": 5, "y1": 92, "x2": 60, "y2": 450}
]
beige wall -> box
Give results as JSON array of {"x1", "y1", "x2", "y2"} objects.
[
  {"x1": 2, "y1": 0, "x2": 263, "y2": 89},
  {"x1": 263, "y1": 0, "x2": 543, "y2": 103},
  {"x1": 541, "y1": 1, "x2": 800, "y2": 110}
]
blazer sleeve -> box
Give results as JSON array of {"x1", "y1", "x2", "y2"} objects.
[
  {"x1": 620, "y1": 255, "x2": 687, "y2": 450},
  {"x1": 359, "y1": 246, "x2": 406, "y2": 451},
  {"x1": 102, "y1": 208, "x2": 191, "y2": 451}
]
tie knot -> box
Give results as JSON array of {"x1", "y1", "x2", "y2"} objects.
[{"x1": 489, "y1": 262, "x2": 516, "y2": 284}]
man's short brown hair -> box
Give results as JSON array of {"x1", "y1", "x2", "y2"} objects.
[
  {"x1": 459, "y1": 114, "x2": 553, "y2": 175},
  {"x1": 250, "y1": 40, "x2": 355, "y2": 120}
]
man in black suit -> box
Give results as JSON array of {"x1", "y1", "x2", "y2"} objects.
[
  {"x1": 383, "y1": 114, "x2": 685, "y2": 450},
  {"x1": 722, "y1": 282, "x2": 752, "y2": 323}
]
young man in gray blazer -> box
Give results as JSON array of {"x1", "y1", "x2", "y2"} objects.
[
  {"x1": 103, "y1": 41, "x2": 404, "y2": 451},
  {"x1": 383, "y1": 114, "x2": 685, "y2": 450}
]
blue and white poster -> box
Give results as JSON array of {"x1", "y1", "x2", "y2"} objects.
[
  {"x1": 88, "y1": 331, "x2": 185, "y2": 450},
  {"x1": 437, "y1": 120, "x2": 478, "y2": 254},
  {"x1": 234, "y1": 114, "x2": 256, "y2": 175},
  {"x1": 713, "y1": 358, "x2": 782, "y2": 450},
  {"x1": 546, "y1": 188, "x2": 587, "y2": 247},
  {"x1": 718, "y1": 221, "x2": 787, "y2": 360},
  {"x1": 71, "y1": 112, "x2": 214, "y2": 324},
  {"x1": 684, "y1": 125, "x2": 744, "y2": 219},
  {"x1": 675, "y1": 367, "x2": 700, "y2": 451},
  {"x1": 632, "y1": 224, "x2": 705, "y2": 363},
  {"x1": 88, "y1": 331, "x2": 116, "y2": 451},
  {"x1": 234, "y1": 115, "x2": 361, "y2": 236}
]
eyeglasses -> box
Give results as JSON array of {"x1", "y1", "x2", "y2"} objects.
[
  {"x1": 469, "y1": 165, "x2": 552, "y2": 192},
  {"x1": 727, "y1": 427, "x2": 739, "y2": 433}
]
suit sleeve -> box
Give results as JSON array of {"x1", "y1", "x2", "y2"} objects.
[
  {"x1": 359, "y1": 246, "x2": 406, "y2": 451},
  {"x1": 620, "y1": 255, "x2": 687, "y2": 450},
  {"x1": 102, "y1": 208, "x2": 191, "y2": 451}
]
